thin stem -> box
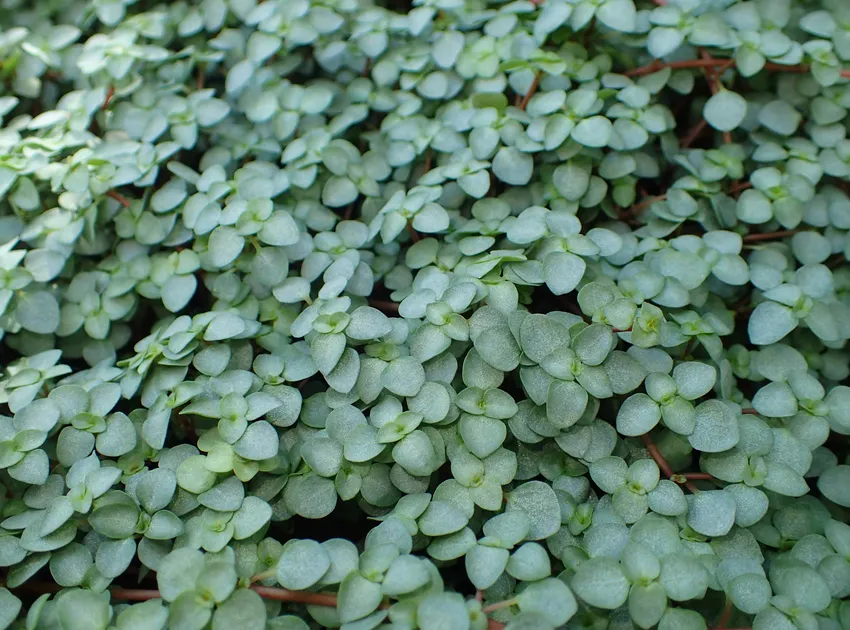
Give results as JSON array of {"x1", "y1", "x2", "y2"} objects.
[
  {"x1": 482, "y1": 598, "x2": 518, "y2": 614},
  {"x1": 250, "y1": 586, "x2": 341, "y2": 608},
  {"x1": 102, "y1": 85, "x2": 115, "y2": 110},
  {"x1": 680, "y1": 118, "x2": 708, "y2": 148},
  {"x1": 727, "y1": 181, "x2": 752, "y2": 195},
  {"x1": 741, "y1": 408, "x2": 758, "y2": 415},
  {"x1": 517, "y1": 72, "x2": 542, "y2": 111},
  {"x1": 107, "y1": 585, "x2": 509, "y2": 628},
  {"x1": 106, "y1": 190, "x2": 131, "y2": 207},
  {"x1": 406, "y1": 221, "x2": 421, "y2": 242},
  {"x1": 742, "y1": 229, "x2": 801, "y2": 243},
  {"x1": 716, "y1": 597, "x2": 734, "y2": 629},
  {"x1": 682, "y1": 472, "x2": 715, "y2": 481},
  {"x1": 250, "y1": 569, "x2": 276, "y2": 584},
  {"x1": 642, "y1": 433, "x2": 699, "y2": 493},
  {"x1": 625, "y1": 57, "x2": 850, "y2": 79},
  {"x1": 110, "y1": 588, "x2": 162, "y2": 601},
  {"x1": 621, "y1": 194, "x2": 665, "y2": 220},
  {"x1": 369, "y1": 299, "x2": 399, "y2": 314}
]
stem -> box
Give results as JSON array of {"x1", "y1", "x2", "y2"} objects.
[
  {"x1": 680, "y1": 118, "x2": 708, "y2": 148},
  {"x1": 741, "y1": 408, "x2": 758, "y2": 415},
  {"x1": 106, "y1": 190, "x2": 131, "y2": 207},
  {"x1": 482, "y1": 598, "x2": 518, "y2": 614},
  {"x1": 250, "y1": 569, "x2": 276, "y2": 584},
  {"x1": 742, "y1": 229, "x2": 801, "y2": 243},
  {"x1": 716, "y1": 597, "x2": 734, "y2": 629},
  {"x1": 642, "y1": 433, "x2": 699, "y2": 493},
  {"x1": 682, "y1": 472, "x2": 715, "y2": 481},
  {"x1": 369, "y1": 299, "x2": 399, "y2": 314},
  {"x1": 250, "y1": 586, "x2": 341, "y2": 608},
  {"x1": 517, "y1": 72, "x2": 542, "y2": 111},
  {"x1": 625, "y1": 57, "x2": 850, "y2": 79},
  {"x1": 727, "y1": 181, "x2": 752, "y2": 196},
  {"x1": 102, "y1": 85, "x2": 115, "y2": 110},
  {"x1": 107, "y1": 585, "x2": 508, "y2": 628},
  {"x1": 110, "y1": 588, "x2": 161, "y2": 601},
  {"x1": 621, "y1": 194, "x2": 665, "y2": 220},
  {"x1": 406, "y1": 221, "x2": 421, "y2": 242}
]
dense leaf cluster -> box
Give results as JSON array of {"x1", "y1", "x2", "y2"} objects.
[{"x1": 0, "y1": 0, "x2": 850, "y2": 629}]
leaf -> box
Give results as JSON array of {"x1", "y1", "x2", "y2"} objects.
[
  {"x1": 752, "y1": 382, "x2": 798, "y2": 417},
  {"x1": 0, "y1": 588, "x2": 22, "y2": 630},
  {"x1": 757, "y1": 100, "x2": 801, "y2": 136},
  {"x1": 818, "y1": 465, "x2": 850, "y2": 507},
  {"x1": 629, "y1": 582, "x2": 667, "y2": 629},
  {"x1": 688, "y1": 400, "x2": 739, "y2": 453},
  {"x1": 660, "y1": 554, "x2": 708, "y2": 601},
  {"x1": 616, "y1": 393, "x2": 661, "y2": 436},
  {"x1": 381, "y1": 356, "x2": 426, "y2": 397},
  {"x1": 572, "y1": 557, "x2": 630, "y2": 609},
  {"x1": 505, "y1": 481, "x2": 560, "y2": 540},
  {"x1": 492, "y1": 147, "x2": 533, "y2": 185},
  {"x1": 672, "y1": 362, "x2": 716, "y2": 401},
  {"x1": 544, "y1": 251, "x2": 586, "y2": 296},
  {"x1": 157, "y1": 548, "x2": 205, "y2": 602},
  {"x1": 276, "y1": 539, "x2": 331, "y2": 590},
  {"x1": 572, "y1": 116, "x2": 613, "y2": 148},
  {"x1": 418, "y1": 500, "x2": 469, "y2": 537},
  {"x1": 382, "y1": 555, "x2": 431, "y2": 596},
  {"x1": 89, "y1": 502, "x2": 140, "y2": 539},
  {"x1": 283, "y1": 474, "x2": 337, "y2": 519},
  {"x1": 17, "y1": 291, "x2": 60, "y2": 334},
  {"x1": 337, "y1": 572, "x2": 383, "y2": 623},
  {"x1": 465, "y1": 543, "x2": 510, "y2": 590},
  {"x1": 417, "y1": 593, "x2": 470, "y2": 630},
  {"x1": 56, "y1": 589, "x2": 111, "y2": 630},
  {"x1": 346, "y1": 306, "x2": 392, "y2": 340},
  {"x1": 96, "y1": 538, "x2": 136, "y2": 578},
  {"x1": 596, "y1": 0, "x2": 637, "y2": 32},
  {"x1": 748, "y1": 301, "x2": 798, "y2": 345},
  {"x1": 546, "y1": 380, "x2": 588, "y2": 430},
  {"x1": 208, "y1": 226, "x2": 245, "y2": 268},
  {"x1": 506, "y1": 542, "x2": 551, "y2": 581},
  {"x1": 116, "y1": 599, "x2": 169, "y2": 630},
  {"x1": 686, "y1": 490, "x2": 736, "y2": 537},
  {"x1": 703, "y1": 90, "x2": 748, "y2": 132},
  {"x1": 212, "y1": 589, "x2": 266, "y2": 630}
]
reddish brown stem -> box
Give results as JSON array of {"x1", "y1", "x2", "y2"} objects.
[
  {"x1": 106, "y1": 190, "x2": 131, "y2": 207},
  {"x1": 406, "y1": 222, "x2": 421, "y2": 242},
  {"x1": 110, "y1": 585, "x2": 508, "y2": 627},
  {"x1": 642, "y1": 433, "x2": 699, "y2": 493},
  {"x1": 727, "y1": 181, "x2": 752, "y2": 195},
  {"x1": 517, "y1": 72, "x2": 542, "y2": 111},
  {"x1": 742, "y1": 229, "x2": 801, "y2": 243},
  {"x1": 369, "y1": 300, "x2": 399, "y2": 313},
  {"x1": 621, "y1": 194, "x2": 665, "y2": 220},
  {"x1": 625, "y1": 57, "x2": 850, "y2": 79},
  {"x1": 716, "y1": 598, "x2": 734, "y2": 629},
  {"x1": 110, "y1": 588, "x2": 162, "y2": 601},
  {"x1": 250, "y1": 586, "x2": 341, "y2": 608},
  {"x1": 102, "y1": 85, "x2": 115, "y2": 110},
  {"x1": 423, "y1": 149, "x2": 433, "y2": 174},
  {"x1": 741, "y1": 408, "x2": 758, "y2": 415},
  {"x1": 680, "y1": 118, "x2": 708, "y2": 148},
  {"x1": 682, "y1": 472, "x2": 715, "y2": 481}
]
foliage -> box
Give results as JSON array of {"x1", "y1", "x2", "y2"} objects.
[{"x1": 0, "y1": 0, "x2": 850, "y2": 629}]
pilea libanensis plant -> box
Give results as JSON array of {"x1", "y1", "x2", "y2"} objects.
[{"x1": 3, "y1": 0, "x2": 850, "y2": 629}]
